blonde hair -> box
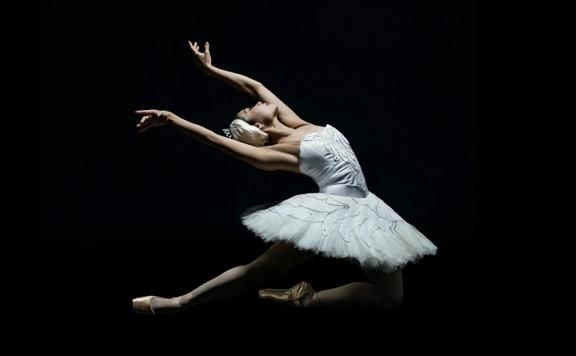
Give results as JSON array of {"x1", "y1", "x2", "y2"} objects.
[{"x1": 224, "y1": 117, "x2": 270, "y2": 147}]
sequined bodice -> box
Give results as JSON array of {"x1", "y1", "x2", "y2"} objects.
[{"x1": 299, "y1": 124, "x2": 368, "y2": 198}]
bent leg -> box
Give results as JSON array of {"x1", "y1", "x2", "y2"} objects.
[{"x1": 315, "y1": 268, "x2": 403, "y2": 310}]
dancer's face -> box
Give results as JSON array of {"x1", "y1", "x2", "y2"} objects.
[{"x1": 236, "y1": 101, "x2": 278, "y2": 131}]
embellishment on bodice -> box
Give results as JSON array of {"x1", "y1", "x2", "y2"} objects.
[{"x1": 302, "y1": 125, "x2": 367, "y2": 191}]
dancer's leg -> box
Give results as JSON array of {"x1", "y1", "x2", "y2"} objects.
[
  {"x1": 314, "y1": 268, "x2": 403, "y2": 310},
  {"x1": 145, "y1": 242, "x2": 316, "y2": 312}
]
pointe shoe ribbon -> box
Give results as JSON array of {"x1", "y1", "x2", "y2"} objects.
[{"x1": 258, "y1": 281, "x2": 318, "y2": 308}]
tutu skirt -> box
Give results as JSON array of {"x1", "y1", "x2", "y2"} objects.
[{"x1": 241, "y1": 191, "x2": 437, "y2": 272}]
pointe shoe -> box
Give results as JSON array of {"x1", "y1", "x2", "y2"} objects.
[
  {"x1": 132, "y1": 295, "x2": 184, "y2": 315},
  {"x1": 132, "y1": 296, "x2": 156, "y2": 314},
  {"x1": 258, "y1": 281, "x2": 319, "y2": 308}
]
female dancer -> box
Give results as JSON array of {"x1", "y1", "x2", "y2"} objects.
[{"x1": 132, "y1": 41, "x2": 437, "y2": 314}]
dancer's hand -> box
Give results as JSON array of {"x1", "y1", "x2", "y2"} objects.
[
  {"x1": 135, "y1": 109, "x2": 172, "y2": 133},
  {"x1": 188, "y1": 40, "x2": 213, "y2": 75}
]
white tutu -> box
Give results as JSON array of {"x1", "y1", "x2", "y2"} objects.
[
  {"x1": 241, "y1": 123, "x2": 437, "y2": 272},
  {"x1": 241, "y1": 191, "x2": 437, "y2": 272}
]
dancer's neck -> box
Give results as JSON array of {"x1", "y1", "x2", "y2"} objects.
[{"x1": 266, "y1": 119, "x2": 295, "y2": 145}]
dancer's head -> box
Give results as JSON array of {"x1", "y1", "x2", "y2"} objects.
[{"x1": 223, "y1": 101, "x2": 278, "y2": 146}]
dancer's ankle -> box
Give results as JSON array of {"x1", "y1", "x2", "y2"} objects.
[
  {"x1": 174, "y1": 295, "x2": 194, "y2": 308},
  {"x1": 304, "y1": 292, "x2": 320, "y2": 308}
]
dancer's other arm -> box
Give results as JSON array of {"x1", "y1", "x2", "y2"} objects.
[
  {"x1": 135, "y1": 109, "x2": 297, "y2": 172},
  {"x1": 188, "y1": 41, "x2": 311, "y2": 129}
]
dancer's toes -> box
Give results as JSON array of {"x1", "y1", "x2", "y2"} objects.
[
  {"x1": 132, "y1": 296, "x2": 184, "y2": 315},
  {"x1": 132, "y1": 296, "x2": 156, "y2": 314}
]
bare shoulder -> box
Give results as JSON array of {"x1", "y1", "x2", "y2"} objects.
[
  {"x1": 262, "y1": 124, "x2": 324, "y2": 168},
  {"x1": 259, "y1": 124, "x2": 325, "y2": 174},
  {"x1": 267, "y1": 124, "x2": 325, "y2": 154}
]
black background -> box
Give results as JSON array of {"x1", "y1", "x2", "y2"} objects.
[{"x1": 42, "y1": 0, "x2": 478, "y2": 347}]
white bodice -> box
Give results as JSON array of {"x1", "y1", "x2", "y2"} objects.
[{"x1": 299, "y1": 124, "x2": 368, "y2": 198}]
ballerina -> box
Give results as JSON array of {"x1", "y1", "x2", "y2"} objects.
[{"x1": 132, "y1": 41, "x2": 437, "y2": 314}]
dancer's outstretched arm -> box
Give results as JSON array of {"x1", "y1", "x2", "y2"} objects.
[
  {"x1": 134, "y1": 109, "x2": 297, "y2": 172},
  {"x1": 188, "y1": 41, "x2": 311, "y2": 129}
]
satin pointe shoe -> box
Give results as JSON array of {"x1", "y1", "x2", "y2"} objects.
[
  {"x1": 258, "y1": 281, "x2": 319, "y2": 308},
  {"x1": 132, "y1": 296, "x2": 157, "y2": 315},
  {"x1": 132, "y1": 296, "x2": 183, "y2": 315}
]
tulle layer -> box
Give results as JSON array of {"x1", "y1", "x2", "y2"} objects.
[{"x1": 241, "y1": 192, "x2": 437, "y2": 272}]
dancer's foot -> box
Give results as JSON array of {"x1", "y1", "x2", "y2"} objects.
[
  {"x1": 258, "y1": 281, "x2": 319, "y2": 308},
  {"x1": 132, "y1": 296, "x2": 185, "y2": 315}
]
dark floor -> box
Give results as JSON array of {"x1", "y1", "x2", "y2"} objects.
[{"x1": 38, "y1": 238, "x2": 482, "y2": 349}]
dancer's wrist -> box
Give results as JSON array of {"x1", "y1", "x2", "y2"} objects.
[
  {"x1": 165, "y1": 112, "x2": 179, "y2": 124},
  {"x1": 205, "y1": 64, "x2": 216, "y2": 76}
]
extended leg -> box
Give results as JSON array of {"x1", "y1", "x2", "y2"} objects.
[{"x1": 134, "y1": 241, "x2": 316, "y2": 313}]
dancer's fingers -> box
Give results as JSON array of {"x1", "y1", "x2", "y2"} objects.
[
  {"x1": 137, "y1": 122, "x2": 150, "y2": 132},
  {"x1": 188, "y1": 41, "x2": 196, "y2": 53},
  {"x1": 205, "y1": 41, "x2": 209, "y2": 52},
  {"x1": 135, "y1": 109, "x2": 156, "y2": 115}
]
